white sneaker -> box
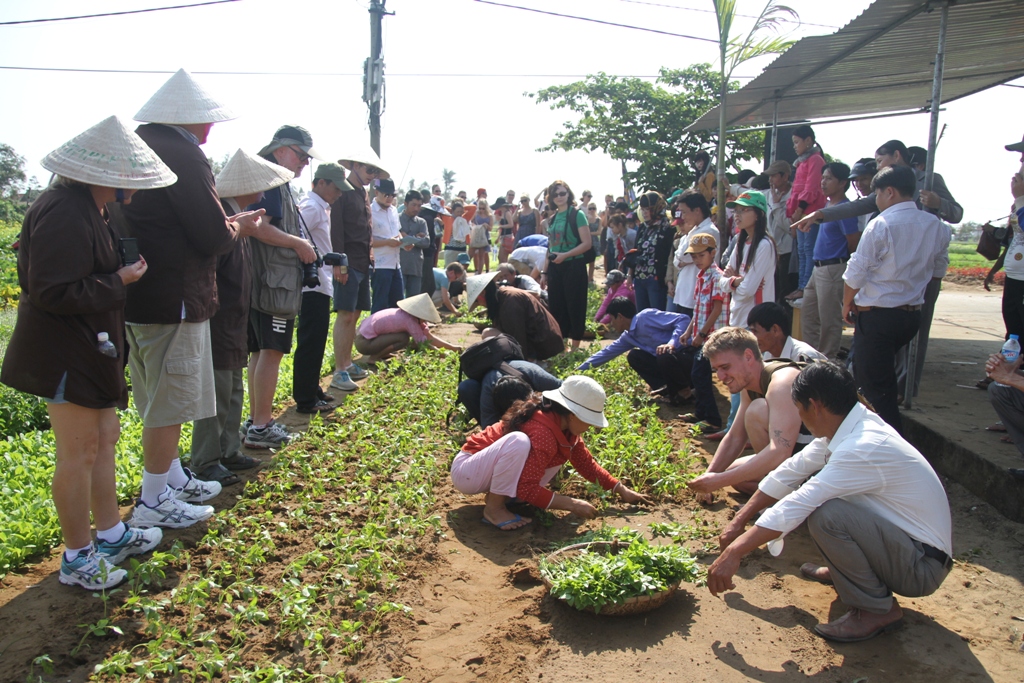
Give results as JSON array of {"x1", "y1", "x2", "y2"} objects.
[
  {"x1": 330, "y1": 370, "x2": 359, "y2": 392},
  {"x1": 244, "y1": 420, "x2": 294, "y2": 449},
  {"x1": 95, "y1": 526, "x2": 163, "y2": 565},
  {"x1": 173, "y1": 468, "x2": 222, "y2": 503},
  {"x1": 59, "y1": 548, "x2": 127, "y2": 590},
  {"x1": 130, "y1": 495, "x2": 215, "y2": 529}
]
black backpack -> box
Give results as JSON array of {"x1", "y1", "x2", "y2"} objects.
[
  {"x1": 458, "y1": 333, "x2": 525, "y2": 382},
  {"x1": 566, "y1": 207, "x2": 597, "y2": 265}
]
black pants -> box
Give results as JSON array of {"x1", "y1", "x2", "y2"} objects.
[
  {"x1": 547, "y1": 258, "x2": 588, "y2": 340},
  {"x1": 421, "y1": 251, "x2": 437, "y2": 297},
  {"x1": 853, "y1": 307, "x2": 920, "y2": 434},
  {"x1": 775, "y1": 252, "x2": 798, "y2": 302},
  {"x1": 627, "y1": 347, "x2": 692, "y2": 395},
  {"x1": 1003, "y1": 276, "x2": 1024, "y2": 339},
  {"x1": 292, "y1": 291, "x2": 331, "y2": 409}
]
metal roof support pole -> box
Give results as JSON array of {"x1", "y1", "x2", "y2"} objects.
[
  {"x1": 904, "y1": 0, "x2": 949, "y2": 411},
  {"x1": 769, "y1": 97, "x2": 780, "y2": 163}
]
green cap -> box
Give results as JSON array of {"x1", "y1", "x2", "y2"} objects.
[
  {"x1": 313, "y1": 162, "x2": 354, "y2": 191},
  {"x1": 726, "y1": 190, "x2": 768, "y2": 213}
]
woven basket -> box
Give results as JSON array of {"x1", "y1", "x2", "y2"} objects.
[{"x1": 540, "y1": 541, "x2": 681, "y2": 616}]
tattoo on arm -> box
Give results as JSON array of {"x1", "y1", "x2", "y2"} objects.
[{"x1": 772, "y1": 429, "x2": 792, "y2": 449}]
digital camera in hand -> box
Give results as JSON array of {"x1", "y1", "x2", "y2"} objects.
[{"x1": 302, "y1": 250, "x2": 347, "y2": 289}]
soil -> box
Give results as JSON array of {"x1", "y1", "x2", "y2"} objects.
[{"x1": 2, "y1": 297, "x2": 1024, "y2": 683}]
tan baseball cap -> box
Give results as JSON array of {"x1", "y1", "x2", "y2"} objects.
[{"x1": 684, "y1": 233, "x2": 718, "y2": 254}]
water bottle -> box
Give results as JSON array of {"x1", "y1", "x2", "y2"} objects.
[
  {"x1": 96, "y1": 332, "x2": 118, "y2": 358},
  {"x1": 1002, "y1": 334, "x2": 1020, "y2": 363}
]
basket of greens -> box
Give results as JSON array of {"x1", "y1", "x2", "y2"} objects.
[{"x1": 539, "y1": 538, "x2": 699, "y2": 616}]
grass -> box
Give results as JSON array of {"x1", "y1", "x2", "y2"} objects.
[
  {"x1": 948, "y1": 241, "x2": 993, "y2": 270},
  {"x1": 0, "y1": 221, "x2": 19, "y2": 308}
]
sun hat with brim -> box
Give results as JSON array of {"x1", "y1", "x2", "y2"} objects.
[
  {"x1": 215, "y1": 148, "x2": 294, "y2": 199},
  {"x1": 258, "y1": 125, "x2": 324, "y2": 161},
  {"x1": 41, "y1": 115, "x2": 178, "y2": 190},
  {"x1": 1006, "y1": 135, "x2": 1024, "y2": 153},
  {"x1": 397, "y1": 292, "x2": 441, "y2": 324},
  {"x1": 134, "y1": 68, "x2": 235, "y2": 124},
  {"x1": 543, "y1": 375, "x2": 608, "y2": 428},
  {"x1": 604, "y1": 269, "x2": 626, "y2": 285},
  {"x1": 465, "y1": 271, "x2": 499, "y2": 311},
  {"x1": 726, "y1": 191, "x2": 768, "y2": 213},
  {"x1": 338, "y1": 148, "x2": 390, "y2": 179},
  {"x1": 313, "y1": 162, "x2": 354, "y2": 191},
  {"x1": 429, "y1": 196, "x2": 451, "y2": 216},
  {"x1": 490, "y1": 197, "x2": 510, "y2": 211}
]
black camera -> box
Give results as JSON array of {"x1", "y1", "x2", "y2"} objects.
[{"x1": 302, "y1": 248, "x2": 347, "y2": 289}]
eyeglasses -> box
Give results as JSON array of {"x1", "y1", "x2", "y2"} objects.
[
  {"x1": 288, "y1": 146, "x2": 310, "y2": 163},
  {"x1": 553, "y1": 191, "x2": 568, "y2": 198},
  {"x1": 364, "y1": 164, "x2": 381, "y2": 175}
]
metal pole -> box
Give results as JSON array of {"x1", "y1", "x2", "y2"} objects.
[
  {"x1": 769, "y1": 96, "x2": 779, "y2": 164},
  {"x1": 904, "y1": 1, "x2": 948, "y2": 411}
]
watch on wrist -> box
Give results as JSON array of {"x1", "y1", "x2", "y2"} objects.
[{"x1": 337, "y1": 266, "x2": 348, "y2": 275}]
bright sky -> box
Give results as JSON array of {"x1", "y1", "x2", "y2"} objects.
[{"x1": 0, "y1": 0, "x2": 1021, "y2": 223}]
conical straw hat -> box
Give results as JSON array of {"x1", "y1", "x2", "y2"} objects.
[
  {"x1": 465, "y1": 271, "x2": 498, "y2": 311},
  {"x1": 134, "y1": 68, "x2": 235, "y2": 124},
  {"x1": 338, "y1": 147, "x2": 390, "y2": 179},
  {"x1": 397, "y1": 292, "x2": 441, "y2": 324},
  {"x1": 40, "y1": 115, "x2": 177, "y2": 190},
  {"x1": 215, "y1": 149, "x2": 294, "y2": 198}
]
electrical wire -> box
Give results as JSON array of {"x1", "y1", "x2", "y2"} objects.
[
  {"x1": 0, "y1": 0, "x2": 241, "y2": 26},
  {"x1": 472, "y1": 0, "x2": 719, "y2": 43},
  {"x1": 614, "y1": 0, "x2": 840, "y2": 30}
]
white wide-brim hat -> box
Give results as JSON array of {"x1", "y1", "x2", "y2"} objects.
[
  {"x1": 397, "y1": 292, "x2": 442, "y2": 324},
  {"x1": 40, "y1": 115, "x2": 177, "y2": 190},
  {"x1": 543, "y1": 375, "x2": 608, "y2": 428},
  {"x1": 215, "y1": 148, "x2": 294, "y2": 199},
  {"x1": 338, "y1": 148, "x2": 390, "y2": 179},
  {"x1": 465, "y1": 271, "x2": 498, "y2": 311},
  {"x1": 134, "y1": 68, "x2": 236, "y2": 124}
]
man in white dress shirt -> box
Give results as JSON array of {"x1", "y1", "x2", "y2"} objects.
[
  {"x1": 709, "y1": 362, "x2": 953, "y2": 643},
  {"x1": 842, "y1": 165, "x2": 949, "y2": 433},
  {"x1": 369, "y1": 177, "x2": 405, "y2": 312}
]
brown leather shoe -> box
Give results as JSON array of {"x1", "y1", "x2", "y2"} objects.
[
  {"x1": 814, "y1": 601, "x2": 903, "y2": 643},
  {"x1": 800, "y1": 563, "x2": 833, "y2": 585}
]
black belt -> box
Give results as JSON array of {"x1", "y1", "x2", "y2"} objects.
[
  {"x1": 444, "y1": 245, "x2": 466, "y2": 252},
  {"x1": 813, "y1": 257, "x2": 849, "y2": 267},
  {"x1": 855, "y1": 304, "x2": 922, "y2": 312},
  {"x1": 922, "y1": 543, "x2": 953, "y2": 571}
]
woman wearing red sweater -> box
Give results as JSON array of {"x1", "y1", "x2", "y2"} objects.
[
  {"x1": 786, "y1": 124, "x2": 826, "y2": 300},
  {"x1": 451, "y1": 376, "x2": 649, "y2": 529}
]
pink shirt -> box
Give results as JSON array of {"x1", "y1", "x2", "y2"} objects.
[{"x1": 358, "y1": 308, "x2": 429, "y2": 344}]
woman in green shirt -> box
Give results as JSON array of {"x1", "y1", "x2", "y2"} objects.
[{"x1": 541, "y1": 180, "x2": 592, "y2": 351}]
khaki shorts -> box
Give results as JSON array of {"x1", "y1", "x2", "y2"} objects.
[{"x1": 126, "y1": 321, "x2": 216, "y2": 428}]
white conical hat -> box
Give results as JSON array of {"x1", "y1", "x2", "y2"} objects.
[
  {"x1": 465, "y1": 271, "x2": 498, "y2": 311},
  {"x1": 134, "y1": 68, "x2": 235, "y2": 124},
  {"x1": 40, "y1": 115, "x2": 177, "y2": 190},
  {"x1": 338, "y1": 147, "x2": 390, "y2": 179},
  {"x1": 397, "y1": 292, "x2": 442, "y2": 324},
  {"x1": 215, "y1": 149, "x2": 294, "y2": 198}
]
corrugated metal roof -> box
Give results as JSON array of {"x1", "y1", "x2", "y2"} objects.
[{"x1": 685, "y1": 0, "x2": 1024, "y2": 132}]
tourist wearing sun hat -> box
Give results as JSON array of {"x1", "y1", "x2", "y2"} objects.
[
  {"x1": 189, "y1": 150, "x2": 293, "y2": 486},
  {"x1": 121, "y1": 69, "x2": 267, "y2": 532},
  {"x1": 0, "y1": 116, "x2": 176, "y2": 590},
  {"x1": 353, "y1": 292, "x2": 462, "y2": 362}
]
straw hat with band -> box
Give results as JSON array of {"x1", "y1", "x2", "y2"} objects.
[
  {"x1": 543, "y1": 376, "x2": 608, "y2": 428},
  {"x1": 313, "y1": 162, "x2": 354, "y2": 191},
  {"x1": 41, "y1": 115, "x2": 177, "y2": 190},
  {"x1": 134, "y1": 68, "x2": 235, "y2": 125},
  {"x1": 465, "y1": 271, "x2": 499, "y2": 311},
  {"x1": 397, "y1": 292, "x2": 441, "y2": 324},
  {"x1": 338, "y1": 148, "x2": 390, "y2": 179},
  {"x1": 726, "y1": 191, "x2": 768, "y2": 214},
  {"x1": 215, "y1": 148, "x2": 294, "y2": 199}
]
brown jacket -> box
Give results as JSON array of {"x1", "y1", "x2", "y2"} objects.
[
  {"x1": 495, "y1": 287, "x2": 563, "y2": 361},
  {"x1": 208, "y1": 198, "x2": 251, "y2": 370},
  {"x1": 121, "y1": 124, "x2": 239, "y2": 324},
  {"x1": 330, "y1": 182, "x2": 372, "y2": 273},
  {"x1": 1, "y1": 185, "x2": 129, "y2": 409}
]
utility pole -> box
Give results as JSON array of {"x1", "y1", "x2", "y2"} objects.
[{"x1": 363, "y1": 0, "x2": 393, "y2": 157}]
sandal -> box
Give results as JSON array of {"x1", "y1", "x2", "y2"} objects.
[
  {"x1": 296, "y1": 399, "x2": 334, "y2": 414},
  {"x1": 221, "y1": 452, "x2": 260, "y2": 471},
  {"x1": 986, "y1": 421, "x2": 1007, "y2": 432},
  {"x1": 481, "y1": 513, "x2": 531, "y2": 531}
]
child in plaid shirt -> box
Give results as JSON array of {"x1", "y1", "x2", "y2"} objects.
[{"x1": 679, "y1": 233, "x2": 729, "y2": 431}]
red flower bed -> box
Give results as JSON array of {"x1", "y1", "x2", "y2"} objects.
[{"x1": 946, "y1": 266, "x2": 1004, "y2": 284}]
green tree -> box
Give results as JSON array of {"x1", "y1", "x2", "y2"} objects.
[
  {"x1": 0, "y1": 144, "x2": 27, "y2": 199},
  {"x1": 442, "y1": 168, "x2": 457, "y2": 202},
  {"x1": 713, "y1": 0, "x2": 797, "y2": 229},
  {"x1": 529, "y1": 64, "x2": 764, "y2": 194}
]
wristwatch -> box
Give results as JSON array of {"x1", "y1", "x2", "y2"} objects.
[{"x1": 337, "y1": 266, "x2": 348, "y2": 275}]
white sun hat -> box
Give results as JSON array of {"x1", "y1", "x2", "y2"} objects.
[
  {"x1": 215, "y1": 149, "x2": 294, "y2": 199},
  {"x1": 40, "y1": 115, "x2": 177, "y2": 190},
  {"x1": 543, "y1": 376, "x2": 609, "y2": 428},
  {"x1": 337, "y1": 147, "x2": 390, "y2": 179},
  {"x1": 465, "y1": 271, "x2": 498, "y2": 311},
  {"x1": 397, "y1": 292, "x2": 442, "y2": 324},
  {"x1": 134, "y1": 68, "x2": 236, "y2": 124}
]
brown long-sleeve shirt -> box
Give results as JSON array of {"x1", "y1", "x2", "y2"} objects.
[
  {"x1": 330, "y1": 182, "x2": 372, "y2": 274},
  {"x1": 495, "y1": 287, "x2": 563, "y2": 361}
]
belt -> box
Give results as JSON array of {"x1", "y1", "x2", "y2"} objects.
[
  {"x1": 854, "y1": 304, "x2": 922, "y2": 312},
  {"x1": 813, "y1": 257, "x2": 849, "y2": 267},
  {"x1": 922, "y1": 543, "x2": 953, "y2": 571},
  {"x1": 444, "y1": 245, "x2": 466, "y2": 252}
]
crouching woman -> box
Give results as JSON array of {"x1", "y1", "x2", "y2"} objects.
[
  {"x1": 354, "y1": 292, "x2": 461, "y2": 361},
  {"x1": 450, "y1": 375, "x2": 649, "y2": 530}
]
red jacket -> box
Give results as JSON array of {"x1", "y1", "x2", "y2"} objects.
[{"x1": 786, "y1": 149, "x2": 826, "y2": 219}]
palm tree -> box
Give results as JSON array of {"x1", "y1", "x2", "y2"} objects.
[
  {"x1": 442, "y1": 168, "x2": 457, "y2": 202},
  {"x1": 712, "y1": 0, "x2": 797, "y2": 231}
]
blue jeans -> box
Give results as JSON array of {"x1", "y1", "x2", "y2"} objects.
[
  {"x1": 796, "y1": 223, "x2": 819, "y2": 291},
  {"x1": 457, "y1": 360, "x2": 563, "y2": 427},
  {"x1": 403, "y1": 274, "x2": 422, "y2": 299},
  {"x1": 371, "y1": 268, "x2": 405, "y2": 313},
  {"x1": 633, "y1": 277, "x2": 667, "y2": 311},
  {"x1": 725, "y1": 392, "x2": 741, "y2": 430},
  {"x1": 689, "y1": 347, "x2": 721, "y2": 427}
]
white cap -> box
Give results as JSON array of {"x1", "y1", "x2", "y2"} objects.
[
  {"x1": 215, "y1": 148, "x2": 294, "y2": 198},
  {"x1": 134, "y1": 68, "x2": 235, "y2": 124}
]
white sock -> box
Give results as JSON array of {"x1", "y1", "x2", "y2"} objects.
[
  {"x1": 166, "y1": 458, "x2": 189, "y2": 489},
  {"x1": 140, "y1": 469, "x2": 169, "y2": 507},
  {"x1": 96, "y1": 522, "x2": 127, "y2": 544},
  {"x1": 64, "y1": 543, "x2": 92, "y2": 562}
]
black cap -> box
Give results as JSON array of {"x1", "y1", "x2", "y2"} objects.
[{"x1": 374, "y1": 177, "x2": 396, "y2": 194}]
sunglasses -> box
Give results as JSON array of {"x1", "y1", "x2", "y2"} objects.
[
  {"x1": 553, "y1": 191, "x2": 568, "y2": 198},
  {"x1": 289, "y1": 146, "x2": 310, "y2": 163},
  {"x1": 364, "y1": 164, "x2": 381, "y2": 175}
]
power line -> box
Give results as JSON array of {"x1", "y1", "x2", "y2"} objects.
[
  {"x1": 0, "y1": 0, "x2": 240, "y2": 26},
  {"x1": 472, "y1": 0, "x2": 719, "y2": 43},
  {"x1": 614, "y1": 0, "x2": 840, "y2": 30}
]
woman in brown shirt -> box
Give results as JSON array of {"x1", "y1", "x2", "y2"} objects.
[{"x1": 0, "y1": 116, "x2": 176, "y2": 590}]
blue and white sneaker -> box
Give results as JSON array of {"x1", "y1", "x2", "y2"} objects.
[
  {"x1": 59, "y1": 548, "x2": 127, "y2": 590},
  {"x1": 173, "y1": 468, "x2": 222, "y2": 503},
  {"x1": 330, "y1": 370, "x2": 359, "y2": 392},
  {"x1": 345, "y1": 363, "x2": 370, "y2": 380},
  {"x1": 129, "y1": 495, "x2": 214, "y2": 529},
  {"x1": 95, "y1": 526, "x2": 163, "y2": 565}
]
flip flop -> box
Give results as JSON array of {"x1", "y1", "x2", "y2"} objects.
[
  {"x1": 481, "y1": 513, "x2": 531, "y2": 531},
  {"x1": 1001, "y1": 435, "x2": 1014, "y2": 444},
  {"x1": 986, "y1": 421, "x2": 1007, "y2": 432}
]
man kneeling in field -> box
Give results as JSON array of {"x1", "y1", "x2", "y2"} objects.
[{"x1": 708, "y1": 362, "x2": 953, "y2": 642}]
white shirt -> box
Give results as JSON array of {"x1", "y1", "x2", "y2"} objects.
[
  {"x1": 510, "y1": 245, "x2": 548, "y2": 272},
  {"x1": 370, "y1": 200, "x2": 402, "y2": 270},
  {"x1": 757, "y1": 403, "x2": 952, "y2": 557},
  {"x1": 843, "y1": 201, "x2": 950, "y2": 308},
  {"x1": 766, "y1": 186, "x2": 793, "y2": 255},
  {"x1": 448, "y1": 216, "x2": 472, "y2": 247},
  {"x1": 673, "y1": 217, "x2": 720, "y2": 309},
  {"x1": 1005, "y1": 199, "x2": 1024, "y2": 281},
  {"x1": 297, "y1": 191, "x2": 333, "y2": 296},
  {"x1": 763, "y1": 336, "x2": 827, "y2": 363},
  {"x1": 728, "y1": 236, "x2": 776, "y2": 329}
]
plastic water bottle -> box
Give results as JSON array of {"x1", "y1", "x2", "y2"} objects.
[
  {"x1": 96, "y1": 332, "x2": 118, "y2": 358},
  {"x1": 1002, "y1": 334, "x2": 1020, "y2": 363}
]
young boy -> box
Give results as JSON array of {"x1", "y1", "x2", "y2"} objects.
[
  {"x1": 679, "y1": 233, "x2": 729, "y2": 432},
  {"x1": 444, "y1": 201, "x2": 472, "y2": 266}
]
